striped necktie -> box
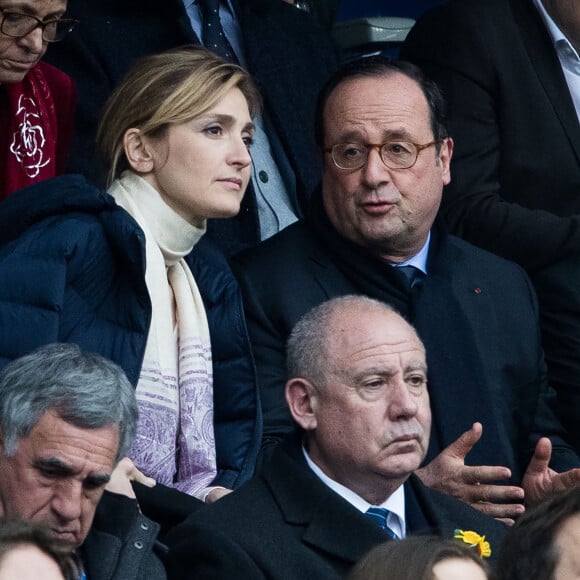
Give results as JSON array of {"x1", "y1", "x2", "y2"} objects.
[
  {"x1": 198, "y1": 0, "x2": 238, "y2": 62},
  {"x1": 365, "y1": 507, "x2": 400, "y2": 540}
]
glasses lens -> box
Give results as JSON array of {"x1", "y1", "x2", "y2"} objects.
[
  {"x1": 43, "y1": 19, "x2": 76, "y2": 42},
  {"x1": 332, "y1": 143, "x2": 368, "y2": 169},
  {"x1": 1, "y1": 12, "x2": 38, "y2": 37},
  {"x1": 380, "y1": 142, "x2": 417, "y2": 169},
  {"x1": 1, "y1": 12, "x2": 76, "y2": 42}
]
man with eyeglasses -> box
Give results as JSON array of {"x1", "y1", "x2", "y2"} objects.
[
  {"x1": 43, "y1": 0, "x2": 340, "y2": 257},
  {"x1": 401, "y1": 0, "x2": 580, "y2": 455},
  {"x1": 232, "y1": 55, "x2": 580, "y2": 523},
  {"x1": 0, "y1": 0, "x2": 77, "y2": 199}
]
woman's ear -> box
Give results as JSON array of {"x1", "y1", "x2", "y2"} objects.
[{"x1": 123, "y1": 128, "x2": 154, "y2": 174}]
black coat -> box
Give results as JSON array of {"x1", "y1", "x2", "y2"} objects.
[
  {"x1": 164, "y1": 438, "x2": 507, "y2": 579},
  {"x1": 231, "y1": 211, "x2": 579, "y2": 481},
  {"x1": 401, "y1": 0, "x2": 580, "y2": 449},
  {"x1": 83, "y1": 491, "x2": 167, "y2": 580},
  {"x1": 45, "y1": 0, "x2": 340, "y2": 255},
  {"x1": 401, "y1": 0, "x2": 580, "y2": 270}
]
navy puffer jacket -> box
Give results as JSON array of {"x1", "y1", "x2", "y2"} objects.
[{"x1": 0, "y1": 174, "x2": 261, "y2": 490}]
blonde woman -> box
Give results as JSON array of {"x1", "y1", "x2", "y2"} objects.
[{"x1": 0, "y1": 46, "x2": 262, "y2": 510}]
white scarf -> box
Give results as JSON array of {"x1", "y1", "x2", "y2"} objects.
[{"x1": 109, "y1": 171, "x2": 217, "y2": 498}]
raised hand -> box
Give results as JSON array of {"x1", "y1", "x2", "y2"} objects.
[
  {"x1": 415, "y1": 422, "x2": 525, "y2": 524},
  {"x1": 522, "y1": 437, "x2": 580, "y2": 506}
]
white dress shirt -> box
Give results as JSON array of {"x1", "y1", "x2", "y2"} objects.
[
  {"x1": 303, "y1": 447, "x2": 407, "y2": 538},
  {"x1": 534, "y1": 0, "x2": 580, "y2": 123}
]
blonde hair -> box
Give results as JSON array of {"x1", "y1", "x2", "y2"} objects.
[{"x1": 97, "y1": 45, "x2": 261, "y2": 185}]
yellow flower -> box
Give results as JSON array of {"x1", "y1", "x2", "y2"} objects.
[{"x1": 454, "y1": 529, "x2": 491, "y2": 558}]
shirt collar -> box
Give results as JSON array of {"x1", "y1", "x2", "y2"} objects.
[
  {"x1": 303, "y1": 446, "x2": 406, "y2": 537},
  {"x1": 533, "y1": 0, "x2": 580, "y2": 70},
  {"x1": 390, "y1": 230, "x2": 430, "y2": 274},
  {"x1": 533, "y1": 0, "x2": 566, "y2": 44}
]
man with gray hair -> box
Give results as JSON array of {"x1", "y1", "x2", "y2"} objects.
[
  {"x1": 166, "y1": 296, "x2": 506, "y2": 579},
  {"x1": 0, "y1": 343, "x2": 166, "y2": 580}
]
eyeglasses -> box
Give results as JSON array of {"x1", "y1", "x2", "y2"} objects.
[
  {"x1": 0, "y1": 9, "x2": 78, "y2": 42},
  {"x1": 326, "y1": 140, "x2": 442, "y2": 171}
]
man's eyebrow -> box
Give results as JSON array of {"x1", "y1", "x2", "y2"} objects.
[
  {"x1": 33, "y1": 456, "x2": 75, "y2": 475},
  {"x1": 85, "y1": 473, "x2": 111, "y2": 487},
  {"x1": 381, "y1": 129, "x2": 414, "y2": 141},
  {"x1": 404, "y1": 361, "x2": 428, "y2": 374},
  {"x1": 334, "y1": 129, "x2": 366, "y2": 143},
  {"x1": 33, "y1": 457, "x2": 111, "y2": 486},
  {"x1": 353, "y1": 366, "x2": 398, "y2": 382},
  {"x1": 352, "y1": 360, "x2": 427, "y2": 381},
  {"x1": 4, "y1": 3, "x2": 66, "y2": 18},
  {"x1": 333, "y1": 129, "x2": 413, "y2": 143}
]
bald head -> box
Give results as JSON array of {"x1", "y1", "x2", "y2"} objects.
[
  {"x1": 286, "y1": 295, "x2": 425, "y2": 386},
  {"x1": 285, "y1": 295, "x2": 431, "y2": 504}
]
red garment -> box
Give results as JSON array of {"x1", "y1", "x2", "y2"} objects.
[{"x1": 0, "y1": 61, "x2": 76, "y2": 200}]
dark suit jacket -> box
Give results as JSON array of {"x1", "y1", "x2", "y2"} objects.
[
  {"x1": 401, "y1": 0, "x2": 580, "y2": 448},
  {"x1": 401, "y1": 0, "x2": 580, "y2": 271},
  {"x1": 164, "y1": 438, "x2": 507, "y2": 579},
  {"x1": 45, "y1": 0, "x2": 340, "y2": 255},
  {"x1": 231, "y1": 217, "x2": 579, "y2": 481}
]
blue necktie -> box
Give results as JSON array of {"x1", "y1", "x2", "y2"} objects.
[
  {"x1": 397, "y1": 264, "x2": 425, "y2": 289},
  {"x1": 198, "y1": 0, "x2": 237, "y2": 62},
  {"x1": 365, "y1": 507, "x2": 400, "y2": 540}
]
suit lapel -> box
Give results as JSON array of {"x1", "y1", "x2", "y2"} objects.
[
  {"x1": 416, "y1": 233, "x2": 515, "y2": 471},
  {"x1": 264, "y1": 439, "x2": 390, "y2": 566},
  {"x1": 175, "y1": 0, "x2": 201, "y2": 43},
  {"x1": 308, "y1": 242, "x2": 361, "y2": 300},
  {"x1": 301, "y1": 496, "x2": 388, "y2": 565},
  {"x1": 404, "y1": 476, "x2": 459, "y2": 537},
  {"x1": 510, "y1": 0, "x2": 580, "y2": 161}
]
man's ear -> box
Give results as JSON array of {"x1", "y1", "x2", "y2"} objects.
[
  {"x1": 123, "y1": 128, "x2": 155, "y2": 174},
  {"x1": 439, "y1": 136, "x2": 454, "y2": 185},
  {"x1": 285, "y1": 378, "x2": 319, "y2": 431}
]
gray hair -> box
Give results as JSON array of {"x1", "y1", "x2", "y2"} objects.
[
  {"x1": 0, "y1": 343, "x2": 138, "y2": 462},
  {"x1": 287, "y1": 295, "x2": 402, "y2": 385}
]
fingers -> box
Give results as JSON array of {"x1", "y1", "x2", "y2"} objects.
[
  {"x1": 496, "y1": 518, "x2": 516, "y2": 527},
  {"x1": 469, "y1": 500, "x2": 525, "y2": 521},
  {"x1": 526, "y1": 437, "x2": 552, "y2": 476},
  {"x1": 462, "y1": 465, "x2": 512, "y2": 485},
  {"x1": 115, "y1": 456, "x2": 136, "y2": 472},
  {"x1": 445, "y1": 422, "x2": 483, "y2": 460},
  {"x1": 115, "y1": 457, "x2": 156, "y2": 486},
  {"x1": 552, "y1": 467, "x2": 580, "y2": 491},
  {"x1": 205, "y1": 487, "x2": 232, "y2": 504},
  {"x1": 131, "y1": 468, "x2": 156, "y2": 488},
  {"x1": 462, "y1": 482, "x2": 524, "y2": 505}
]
